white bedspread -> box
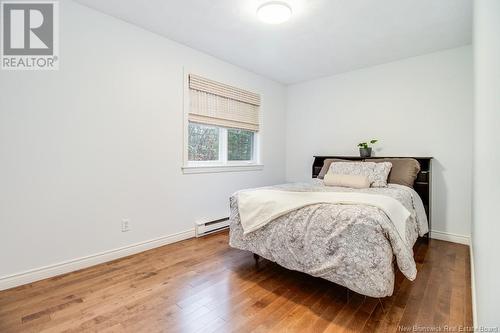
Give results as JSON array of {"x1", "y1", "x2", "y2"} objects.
[{"x1": 238, "y1": 189, "x2": 411, "y2": 246}]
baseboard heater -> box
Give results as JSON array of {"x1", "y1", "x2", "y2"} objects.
[{"x1": 195, "y1": 217, "x2": 229, "y2": 237}]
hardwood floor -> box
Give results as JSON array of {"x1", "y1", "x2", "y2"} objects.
[{"x1": 0, "y1": 231, "x2": 472, "y2": 333}]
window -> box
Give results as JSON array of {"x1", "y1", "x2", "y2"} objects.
[
  {"x1": 184, "y1": 74, "x2": 262, "y2": 172},
  {"x1": 227, "y1": 128, "x2": 254, "y2": 161},
  {"x1": 187, "y1": 122, "x2": 256, "y2": 164},
  {"x1": 188, "y1": 123, "x2": 219, "y2": 161}
]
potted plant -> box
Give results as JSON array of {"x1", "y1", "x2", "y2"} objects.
[{"x1": 357, "y1": 139, "x2": 378, "y2": 158}]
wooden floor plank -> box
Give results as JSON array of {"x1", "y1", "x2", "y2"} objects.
[{"x1": 0, "y1": 232, "x2": 472, "y2": 333}]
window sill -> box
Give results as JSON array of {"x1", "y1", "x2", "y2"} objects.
[{"x1": 182, "y1": 164, "x2": 264, "y2": 174}]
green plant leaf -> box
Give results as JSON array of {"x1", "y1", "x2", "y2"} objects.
[
  {"x1": 358, "y1": 142, "x2": 369, "y2": 148},
  {"x1": 370, "y1": 139, "x2": 378, "y2": 144}
]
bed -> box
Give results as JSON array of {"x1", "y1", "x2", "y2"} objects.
[{"x1": 229, "y1": 156, "x2": 432, "y2": 298}]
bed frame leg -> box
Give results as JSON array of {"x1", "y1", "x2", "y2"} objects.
[{"x1": 253, "y1": 253, "x2": 260, "y2": 267}]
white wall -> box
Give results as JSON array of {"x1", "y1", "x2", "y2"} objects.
[
  {"x1": 472, "y1": 0, "x2": 500, "y2": 326},
  {"x1": 0, "y1": 0, "x2": 476, "y2": 291},
  {"x1": 0, "y1": 1, "x2": 286, "y2": 283},
  {"x1": 286, "y1": 46, "x2": 473, "y2": 239}
]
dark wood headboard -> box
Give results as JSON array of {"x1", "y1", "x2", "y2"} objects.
[{"x1": 312, "y1": 156, "x2": 433, "y2": 235}]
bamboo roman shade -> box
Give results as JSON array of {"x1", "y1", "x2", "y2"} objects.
[{"x1": 188, "y1": 74, "x2": 261, "y2": 132}]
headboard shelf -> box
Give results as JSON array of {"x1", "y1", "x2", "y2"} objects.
[{"x1": 312, "y1": 156, "x2": 433, "y2": 238}]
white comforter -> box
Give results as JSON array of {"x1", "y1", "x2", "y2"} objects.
[{"x1": 238, "y1": 189, "x2": 411, "y2": 247}]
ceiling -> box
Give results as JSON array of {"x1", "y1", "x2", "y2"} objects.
[{"x1": 75, "y1": 0, "x2": 472, "y2": 84}]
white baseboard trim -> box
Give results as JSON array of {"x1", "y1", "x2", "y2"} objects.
[
  {"x1": 469, "y1": 240, "x2": 477, "y2": 327},
  {"x1": 430, "y1": 230, "x2": 470, "y2": 245},
  {"x1": 0, "y1": 228, "x2": 195, "y2": 291}
]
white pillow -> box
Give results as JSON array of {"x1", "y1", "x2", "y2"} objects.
[
  {"x1": 324, "y1": 173, "x2": 370, "y2": 189},
  {"x1": 329, "y1": 161, "x2": 392, "y2": 187}
]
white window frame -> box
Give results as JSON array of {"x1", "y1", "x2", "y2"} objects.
[{"x1": 181, "y1": 70, "x2": 263, "y2": 174}]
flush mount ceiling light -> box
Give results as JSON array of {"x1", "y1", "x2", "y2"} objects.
[{"x1": 257, "y1": 1, "x2": 292, "y2": 24}]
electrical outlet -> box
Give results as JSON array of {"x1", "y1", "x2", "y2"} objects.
[{"x1": 121, "y1": 219, "x2": 131, "y2": 232}]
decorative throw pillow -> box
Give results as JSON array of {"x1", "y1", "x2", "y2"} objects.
[
  {"x1": 324, "y1": 173, "x2": 370, "y2": 189},
  {"x1": 366, "y1": 158, "x2": 420, "y2": 188},
  {"x1": 329, "y1": 161, "x2": 392, "y2": 187},
  {"x1": 317, "y1": 158, "x2": 348, "y2": 179}
]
